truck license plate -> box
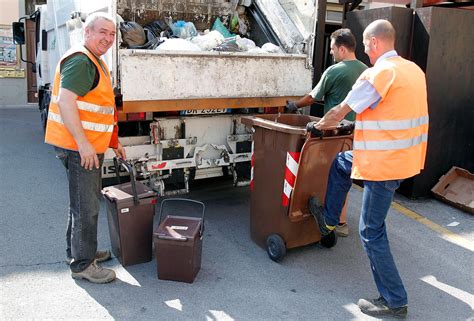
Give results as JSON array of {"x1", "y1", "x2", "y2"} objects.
[{"x1": 182, "y1": 108, "x2": 229, "y2": 115}]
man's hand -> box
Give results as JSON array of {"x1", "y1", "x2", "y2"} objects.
[
  {"x1": 113, "y1": 142, "x2": 126, "y2": 160},
  {"x1": 315, "y1": 103, "x2": 353, "y2": 130},
  {"x1": 315, "y1": 118, "x2": 340, "y2": 130},
  {"x1": 78, "y1": 141, "x2": 99, "y2": 170},
  {"x1": 57, "y1": 88, "x2": 100, "y2": 170},
  {"x1": 306, "y1": 121, "x2": 323, "y2": 138},
  {"x1": 285, "y1": 101, "x2": 298, "y2": 113}
]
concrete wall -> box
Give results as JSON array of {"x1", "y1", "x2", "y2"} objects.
[{"x1": 0, "y1": 0, "x2": 28, "y2": 106}]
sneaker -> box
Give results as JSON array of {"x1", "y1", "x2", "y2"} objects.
[
  {"x1": 358, "y1": 297, "x2": 408, "y2": 319},
  {"x1": 71, "y1": 261, "x2": 116, "y2": 284},
  {"x1": 66, "y1": 250, "x2": 112, "y2": 265},
  {"x1": 335, "y1": 223, "x2": 349, "y2": 237},
  {"x1": 308, "y1": 196, "x2": 334, "y2": 236}
]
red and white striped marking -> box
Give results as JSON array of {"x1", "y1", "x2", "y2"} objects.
[
  {"x1": 282, "y1": 151, "x2": 300, "y2": 206},
  {"x1": 250, "y1": 142, "x2": 254, "y2": 190}
]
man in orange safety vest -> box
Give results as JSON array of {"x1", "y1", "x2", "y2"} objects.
[
  {"x1": 307, "y1": 19, "x2": 428, "y2": 319},
  {"x1": 45, "y1": 12, "x2": 125, "y2": 284}
]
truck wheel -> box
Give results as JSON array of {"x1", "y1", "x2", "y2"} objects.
[
  {"x1": 266, "y1": 234, "x2": 286, "y2": 262},
  {"x1": 40, "y1": 108, "x2": 48, "y2": 132},
  {"x1": 38, "y1": 89, "x2": 51, "y2": 133},
  {"x1": 320, "y1": 231, "x2": 337, "y2": 248}
]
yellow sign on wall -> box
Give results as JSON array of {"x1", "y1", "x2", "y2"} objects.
[{"x1": 0, "y1": 69, "x2": 25, "y2": 78}]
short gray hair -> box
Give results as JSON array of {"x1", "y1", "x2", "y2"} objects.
[{"x1": 84, "y1": 12, "x2": 115, "y2": 30}]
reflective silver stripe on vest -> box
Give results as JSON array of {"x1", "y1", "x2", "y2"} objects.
[
  {"x1": 355, "y1": 115, "x2": 429, "y2": 131},
  {"x1": 353, "y1": 133, "x2": 428, "y2": 150},
  {"x1": 51, "y1": 95, "x2": 114, "y2": 115},
  {"x1": 48, "y1": 111, "x2": 114, "y2": 133}
]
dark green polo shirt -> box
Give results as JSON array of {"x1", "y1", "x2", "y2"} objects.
[
  {"x1": 310, "y1": 60, "x2": 368, "y2": 121},
  {"x1": 60, "y1": 52, "x2": 107, "y2": 97}
]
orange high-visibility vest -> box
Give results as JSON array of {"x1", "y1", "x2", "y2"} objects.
[
  {"x1": 351, "y1": 56, "x2": 429, "y2": 181},
  {"x1": 44, "y1": 45, "x2": 116, "y2": 154}
]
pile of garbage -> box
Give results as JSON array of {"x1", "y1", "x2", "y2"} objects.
[{"x1": 118, "y1": 6, "x2": 284, "y2": 54}]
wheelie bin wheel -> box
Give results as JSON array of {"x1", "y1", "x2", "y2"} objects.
[
  {"x1": 320, "y1": 232, "x2": 338, "y2": 248},
  {"x1": 266, "y1": 234, "x2": 286, "y2": 262}
]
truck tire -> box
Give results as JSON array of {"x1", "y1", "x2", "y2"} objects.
[{"x1": 39, "y1": 90, "x2": 51, "y2": 132}]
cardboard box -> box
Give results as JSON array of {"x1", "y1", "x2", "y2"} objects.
[{"x1": 431, "y1": 167, "x2": 474, "y2": 214}]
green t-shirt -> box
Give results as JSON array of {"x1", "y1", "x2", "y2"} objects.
[
  {"x1": 310, "y1": 60, "x2": 368, "y2": 121},
  {"x1": 60, "y1": 52, "x2": 107, "y2": 97}
]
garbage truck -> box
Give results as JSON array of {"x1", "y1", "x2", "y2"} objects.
[{"x1": 14, "y1": 0, "x2": 343, "y2": 194}]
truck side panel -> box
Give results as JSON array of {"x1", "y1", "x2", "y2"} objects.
[{"x1": 119, "y1": 50, "x2": 312, "y2": 105}]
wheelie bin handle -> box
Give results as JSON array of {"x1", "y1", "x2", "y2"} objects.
[
  {"x1": 158, "y1": 198, "x2": 206, "y2": 237},
  {"x1": 306, "y1": 121, "x2": 355, "y2": 138},
  {"x1": 336, "y1": 122, "x2": 355, "y2": 136},
  {"x1": 113, "y1": 157, "x2": 139, "y2": 206},
  {"x1": 306, "y1": 121, "x2": 323, "y2": 139}
]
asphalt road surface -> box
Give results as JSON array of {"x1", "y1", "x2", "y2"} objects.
[{"x1": 1, "y1": 106, "x2": 473, "y2": 320}]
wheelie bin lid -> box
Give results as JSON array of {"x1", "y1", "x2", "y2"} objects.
[
  {"x1": 242, "y1": 114, "x2": 354, "y2": 137},
  {"x1": 241, "y1": 114, "x2": 316, "y2": 135},
  {"x1": 154, "y1": 216, "x2": 202, "y2": 241},
  {"x1": 102, "y1": 182, "x2": 155, "y2": 204}
]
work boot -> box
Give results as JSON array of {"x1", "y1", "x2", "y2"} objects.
[
  {"x1": 335, "y1": 223, "x2": 349, "y2": 237},
  {"x1": 71, "y1": 261, "x2": 116, "y2": 284},
  {"x1": 358, "y1": 297, "x2": 408, "y2": 319},
  {"x1": 308, "y1": 196, "x2": 335, "y2": 237},
  {"x1": 66, "y1": 250, "x2": 112, "y2": 265}
]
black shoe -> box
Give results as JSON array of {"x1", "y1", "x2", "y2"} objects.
[
  {"x1": 308, "y1": 196, "x2": 332, "y2": 236},
  {"x1": 358, "y1": 297, "x2": 408, "y2": 319}
]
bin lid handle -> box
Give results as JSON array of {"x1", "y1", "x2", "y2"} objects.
[
  {"x1": 114, "y1": 157, "x2": 139, "y2": 205},
  {"x1": 158, "y1": 198, "x2": 206, "y2": 236}
]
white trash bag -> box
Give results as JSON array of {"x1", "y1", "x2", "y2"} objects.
[
  {"x1": 156, "y1": 38, "x2": 202, "y2": 52},
  {"x1": 190, "y1": 30, "x2": 225, "y2": 51},
  {"x1": 261, "y1": 42, "x2": 284, "y2": 53},
  {"x1": 236, "y1": 36, "x2": 256, "y2": 51}
]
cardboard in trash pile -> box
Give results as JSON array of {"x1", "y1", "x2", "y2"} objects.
[{"x1": 431, "y1": 166, "x2": 474, "y2": 214}]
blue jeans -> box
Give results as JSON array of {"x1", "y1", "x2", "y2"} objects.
[
  {"x1": 324, "y1": 151, "x2": 408, "y2": 308},
  {"x1": 55, "y1": 147, "x2": 104, "y2": 273}
]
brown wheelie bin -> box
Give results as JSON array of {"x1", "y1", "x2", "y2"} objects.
[
  {"x1": 102, "y1": 158, "x2": 157, "y2": 266},
  {"x1": 241, "y1": 114, "x2": 353, "y2": 261}
]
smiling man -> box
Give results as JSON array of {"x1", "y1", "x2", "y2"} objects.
[{"x1": 45, "y1": 12, "x2": 125, "y2": 284}]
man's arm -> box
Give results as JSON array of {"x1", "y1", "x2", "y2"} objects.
[
  {"x1": 315, "y1": 103, "x2": 352, "y2": 130},
  {"x1": 286, "y1": 94, "x2": 317, "y2": 112},
  {"x1": 287, "y1": 69, "x2": 330, "y2": 112},
  {"x1": 314, "y1": 78, "x2": 382, "y2": 130},
  {"x1": 57, "y1": 88, "x2": 99, "y2": 170},
  {"x1": 294, "y1": 94, "x2": 316, "y2": 108},
  {"x1": 113, "y1": 143, "x2": 126, "y2": 160}
]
